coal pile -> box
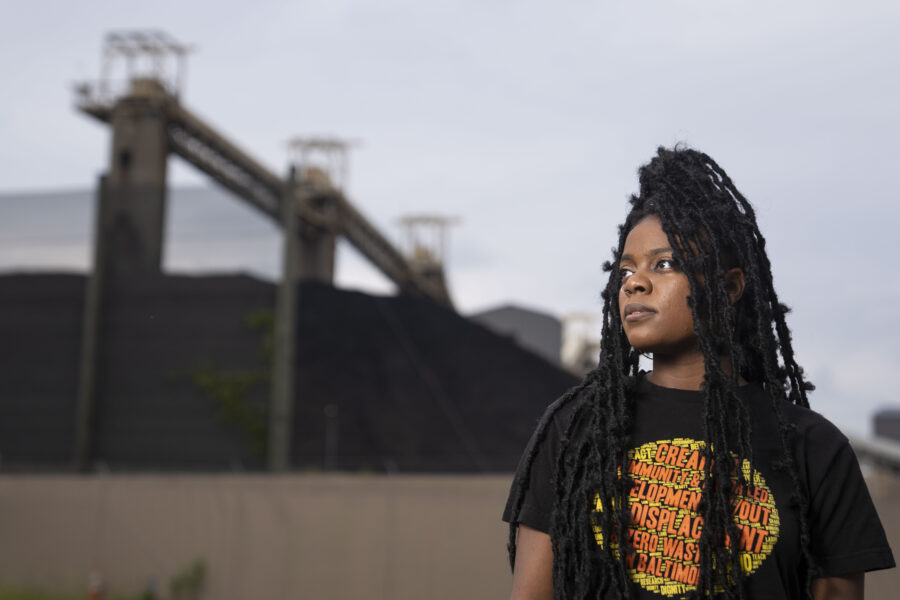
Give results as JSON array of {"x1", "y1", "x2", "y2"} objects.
[
  {"x1": 0, "y1": 274, "x2": 85, "y2": 467},
  {"x1": 0, "y1": 273, "x2": 578, "y2": 472}
]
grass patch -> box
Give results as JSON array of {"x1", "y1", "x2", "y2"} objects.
[{"x1": 0, "y1": 589, "x2": 145, "y2": 600}]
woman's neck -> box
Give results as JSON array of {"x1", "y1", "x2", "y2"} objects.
[{"x1": 648, "y1": 351, "x2": 743, "y2": 391}]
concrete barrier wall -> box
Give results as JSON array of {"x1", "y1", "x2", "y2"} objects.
[
  {"x1": 1, "y1": 472, "x2": 898, "y2": 599},
  {"x1": 0, "y1": 474, "x2": 514, "y2": 599}
]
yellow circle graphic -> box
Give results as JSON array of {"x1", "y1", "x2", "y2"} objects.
[{"x1": 591, "y1": 438, "x2": 780, "y2": 597}]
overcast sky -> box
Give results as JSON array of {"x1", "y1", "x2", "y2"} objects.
[{"x1": 1, "y1": 0, "x2": 898, "y2": 435}]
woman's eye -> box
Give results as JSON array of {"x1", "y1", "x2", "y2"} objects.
[
  {"x1": 619, "y1": 267, "x2": 634, "y2": 281},
  {"x1": 656, "y1": 258, "x2": 675, "y2": 270}
]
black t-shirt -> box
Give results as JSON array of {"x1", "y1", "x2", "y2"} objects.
[{"x1": 503, "y1": 377, "x2": 895, "y2": 599}]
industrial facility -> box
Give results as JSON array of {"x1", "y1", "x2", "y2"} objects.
[{"x1": 1, "y1": 30, "x2": 898, "y2": 600}]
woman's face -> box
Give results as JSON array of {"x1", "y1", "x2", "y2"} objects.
[{"x1": 617, "y1": 215, "x2": 698, "y2": 356}]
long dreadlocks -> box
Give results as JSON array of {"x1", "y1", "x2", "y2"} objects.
[{"x1": 506, "y1": 146, "x2": 816, "y2": 599}]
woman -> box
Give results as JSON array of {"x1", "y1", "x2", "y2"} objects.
[{"x1": 503, "y1": 147, "x2": 894, "y2": 599}]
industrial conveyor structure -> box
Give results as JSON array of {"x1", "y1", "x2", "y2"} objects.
[
  {"x1": 74, "y1": 39, "x2": 451, "y2": 305},
  {"x1": 71, "y1": 31, "x2": 453, "y2": 472}
]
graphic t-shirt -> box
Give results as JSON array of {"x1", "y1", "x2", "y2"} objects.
[{"x1": 503, "y1": 377, "x2": 895, "y2": 598}]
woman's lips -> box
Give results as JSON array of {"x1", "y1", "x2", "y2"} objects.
[{"x1": 623, "y1": 303, "x2": 656, "y2": 322}]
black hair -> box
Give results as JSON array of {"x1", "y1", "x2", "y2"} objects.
[{"x1": 506, "y1": 146, "x2": 816, "y2": 599}]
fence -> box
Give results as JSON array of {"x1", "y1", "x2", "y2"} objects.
[
  {"x1": 0, "y1": 474, "x2": 512, "y2": 599},
  {"x1": 2, "y1": 471, "x2": 898, "y2": 599}
]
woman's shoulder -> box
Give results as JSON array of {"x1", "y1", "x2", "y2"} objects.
[
  {"x1": 532, "y1": 382, "x2": 589, "y2": 441},
  {"x1": 775, "y1": 394, "x2": 849, "y2": 446},
  {"x1": 743, "y1": 384, "x2": 853, "y2": 461},
  {"x1": 543, "y1": 370, "x2": 603, "y2": 415},
  {"x1": 526, "y1": 370, "x2": 610, "y2": 446}
]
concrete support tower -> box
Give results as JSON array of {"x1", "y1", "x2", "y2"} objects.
[
  {"x1": 73, "y1": 32, "x2": 190, "y2": 469},
  {"x1": 106, "y1": 78, "x2": 170, "y2": 275},
  {"x1": 396, "y1": 215, "x2": 459, "y2": 305},
  {"x1": 288, "y1": 137, "x2": 356, "y2": 283}
]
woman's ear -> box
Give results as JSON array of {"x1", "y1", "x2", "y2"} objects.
[{"x1": 725, "y1": 267, "x2": 745, "y2": 305}]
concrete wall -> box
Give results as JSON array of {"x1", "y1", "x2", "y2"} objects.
[
  {"x1": 0, "y1": 474, "x2": 513, "y2": 599},
  {"x1": 2, "y1": 472, "x2": 898, "y2": 599}
]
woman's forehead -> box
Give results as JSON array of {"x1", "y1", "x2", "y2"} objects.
[
  {"x1": 622, "y1": 214, "x2": 710, "y2": 263},
  {"x1": 623, "y1": 215, "x2": 668, "y2": 251}
]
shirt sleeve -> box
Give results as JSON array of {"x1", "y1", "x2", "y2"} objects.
[{"x1": 805, "y1": 420, "x2": 895, "y2": 576}]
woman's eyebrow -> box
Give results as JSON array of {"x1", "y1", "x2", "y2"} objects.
[{"x1": 620, "y1": 247, "x2": 673, "y2": 262}]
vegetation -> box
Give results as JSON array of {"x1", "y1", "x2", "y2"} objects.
[
  {"x1": 186, "y1": 308, "x2": 274, "y2": 458},
  {"x1": 168, "y1": 559, "x2": 205, "y2": 600},
  {"x1": 0, "y1": 588, "x2": 145, "y2": 600},
  {"x1": 0, "y1": 558, "x2": 206, "y2": 600}
]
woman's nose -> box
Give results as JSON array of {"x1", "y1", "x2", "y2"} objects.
[{"x1": 623, "y1": 271, "x2": 651, "y2": 295}]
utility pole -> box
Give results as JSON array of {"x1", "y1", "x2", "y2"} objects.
[
  {"x1": 269, "y1": 168, "x2": 300, "y2": 471},
  {"x1": 73, "y1": 175, "x2": 112, "y2": 471}
]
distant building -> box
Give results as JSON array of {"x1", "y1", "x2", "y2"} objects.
[
  {"x1": 470, "y1": 304, "x2": 562, "y2": 366},
  {"x1": 874, "y1": 408, "x2": 900, "y2": 442},
  {"x1": 562, "y1": 337, "x2": 602, "y2": 376},
  {"x1": 558, "y1": 312, "x2": 602, "y2": 376}
]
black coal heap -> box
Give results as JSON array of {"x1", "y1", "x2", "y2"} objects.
[{"x1": 0, "y1": 274, "x2": 578, "y2": 472}]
